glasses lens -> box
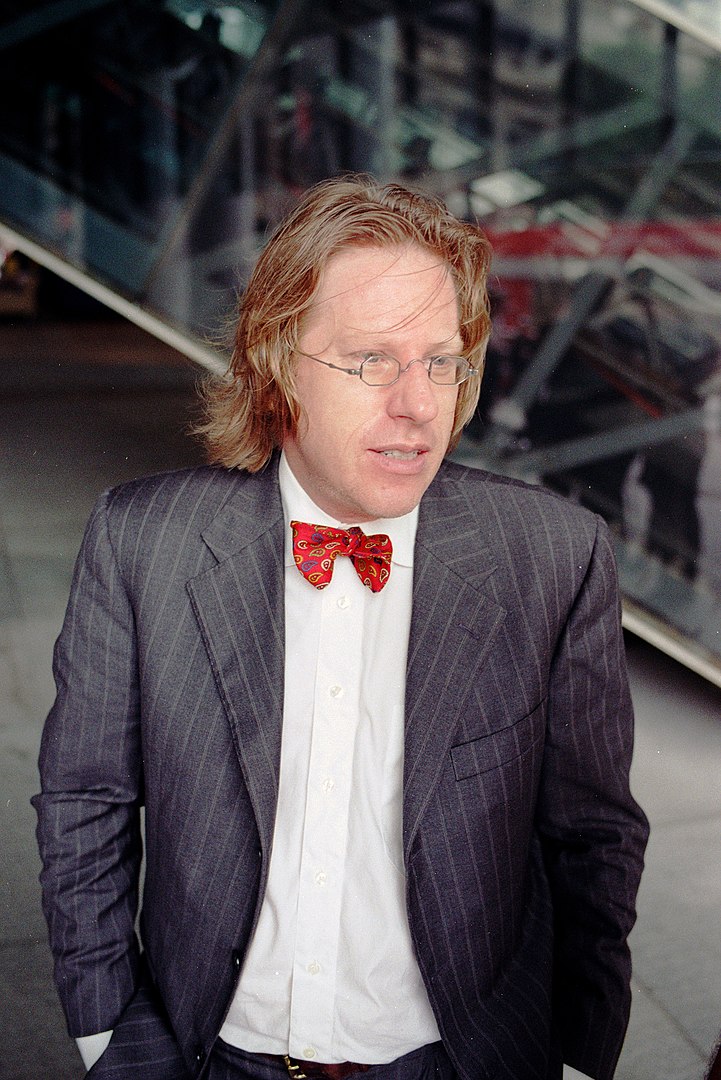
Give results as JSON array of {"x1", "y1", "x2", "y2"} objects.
[
  {"x1": 359, "y1": 355, "x2": 400, "y2": 385},
  {"x1": 429, "y1": 357, "x2": 468, "y2": 385}
]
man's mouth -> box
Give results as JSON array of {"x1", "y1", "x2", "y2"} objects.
[
  {"x1": 373, "y1": 444, "x2": 429, "y2": 458},
  {"x1": 379, "y1": 449, "x2": 423, "y2": 459}
]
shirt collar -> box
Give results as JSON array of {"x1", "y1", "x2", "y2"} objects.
[{"x1": 279, "y1": 451, "x2": 417, "y2": 568}]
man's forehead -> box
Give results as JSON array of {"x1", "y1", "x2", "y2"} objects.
[
  {"x1": 309, "y1": 244, "x2": 460, "y2": 337},
  {"x1": 319, "y1": 243, "x2": 449, "y2": 290}
]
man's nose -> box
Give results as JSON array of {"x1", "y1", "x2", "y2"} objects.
[{"x1": 385, "y1": 360, "x2": 440, "y2": 423}]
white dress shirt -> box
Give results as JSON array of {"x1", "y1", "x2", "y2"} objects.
[{"x1": 220, "y1": 453, "x2": 439, "y2": 1063}]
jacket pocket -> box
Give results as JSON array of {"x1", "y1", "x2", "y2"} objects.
[{"x1": 450, "y1": 699, "x2": 547, "y2": 781}]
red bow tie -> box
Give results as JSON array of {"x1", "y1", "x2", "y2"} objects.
[{"x1": 291, "y1": 520, "x2": 392, "y2": 593}]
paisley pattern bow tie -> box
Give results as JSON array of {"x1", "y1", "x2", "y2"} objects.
[{"x1": 291, "y1": 520, "x2": 392, "y2": 593}]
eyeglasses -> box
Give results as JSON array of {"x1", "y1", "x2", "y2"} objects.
[{"x1": 298, "y1": 351, "x2": 479, "y2": 387}]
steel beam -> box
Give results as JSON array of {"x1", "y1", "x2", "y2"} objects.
[{"x1": 504, "y1": 406, "x2": 706, "y2": 478}]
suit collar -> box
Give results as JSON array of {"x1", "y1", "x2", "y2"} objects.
[
  {"x1": 199, "y1": 455, "x2": 284, "y2": 560},
  {"x1": 415, "y1": 460, "x2": 498, "y2": 587}
]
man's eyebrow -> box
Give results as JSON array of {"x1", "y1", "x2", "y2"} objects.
[
  {"x1": 336, "y1": 328, "x2": 463, "y2": 349},
  {"x1": 339, "y1": 337, "x2": 464, "y2": 355}
]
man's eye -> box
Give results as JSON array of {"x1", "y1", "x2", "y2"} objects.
[{"x1": 432, "y1": 355, "x2": 453, "y2": 368}]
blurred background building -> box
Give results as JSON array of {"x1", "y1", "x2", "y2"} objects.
[{"x1": 0, "y1": 2, "x2": 720, "y2": 1078}]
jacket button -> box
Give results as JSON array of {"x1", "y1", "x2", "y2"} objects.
[{"x1": 232, "y1": 949, "x2": 242, "y2": 969}]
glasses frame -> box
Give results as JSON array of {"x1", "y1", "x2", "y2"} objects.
[{"x1": 297, "y1": 350, "x2": 479, "y2": 387}]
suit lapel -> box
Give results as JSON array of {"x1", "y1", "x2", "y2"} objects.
[
  {"x1": 403, "y1": 470, "x2": 507, "y2": 857},
  {"x1": 186, "y1": 461, "x2": 285, "y2": 855}
]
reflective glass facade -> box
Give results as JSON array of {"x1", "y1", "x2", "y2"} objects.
[{"x1": 1, "y1": 0, "x2": 720, "y2": 679}]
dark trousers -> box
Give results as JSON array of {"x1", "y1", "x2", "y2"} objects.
[{"x1": 206, "y1": 1042, "x2": 457, "y2": 1080}]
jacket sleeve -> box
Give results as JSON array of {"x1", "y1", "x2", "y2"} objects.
[
  {"x1": 32, "y1": 490, "x2": 143, "y2": 1038},
  {"x1": 538, "y1": 516, "x2": 649, "y2": 1080}
]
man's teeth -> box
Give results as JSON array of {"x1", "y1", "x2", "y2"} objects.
[{"x1": 381, "y1": 450, "x2": 420, "y2": 458}]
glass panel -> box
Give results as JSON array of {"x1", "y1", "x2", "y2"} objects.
[
  {"x1": 0, "y1": 0, "x2": 280, "y2": 299},
  {"x1": 455, "y1": 1, "x2": 721, "y2": 679}
]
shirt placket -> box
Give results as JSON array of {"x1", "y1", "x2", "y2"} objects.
[{"x1": 288, "y1": 557, "x2": 365, "y2": 1061}]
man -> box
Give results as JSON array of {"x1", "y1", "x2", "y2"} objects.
[{"x1": 34, "y1": 176, "x2": 648, "y2": 1080}]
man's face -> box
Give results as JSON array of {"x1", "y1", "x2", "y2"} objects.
[{"x1": 283, "y1": 244, "x2": 462, "y2": 523}]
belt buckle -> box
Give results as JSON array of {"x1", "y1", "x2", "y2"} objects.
[{"x1": 284, "y1": 1055, "x2": 308, "y2": 1080}]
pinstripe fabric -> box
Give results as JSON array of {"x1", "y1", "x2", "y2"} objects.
[{"x1": 34, "y1": 457, "x2": 647, "y2": 1080}]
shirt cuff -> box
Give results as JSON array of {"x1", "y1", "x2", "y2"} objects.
[{"x1": 76, "y1": 1030, "x2": 113, "y2": 1069}]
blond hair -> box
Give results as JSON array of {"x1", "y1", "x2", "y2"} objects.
[{"x1": 198, "y1": 175, "x2": 492, "y2": 470}]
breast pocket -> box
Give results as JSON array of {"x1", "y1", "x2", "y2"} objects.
[{"x1": 449, "y1": 698, "x2": 547, "y2": 782}]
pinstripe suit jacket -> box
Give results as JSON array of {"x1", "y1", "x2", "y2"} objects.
[{"x1": 34, "y1": 457, "x2": 648, "y2": 1080}]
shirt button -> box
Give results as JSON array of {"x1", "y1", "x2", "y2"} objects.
[
  {"x1": 314, "y1": 870, "x2": 327, "y2": 887},
  {"x1": 307, "y1": 961, "x2": 321, "y2": 975},
  {"x1": 322, "y1": 778, "x2": 335, "y2": 794},
  {"x1": 304, "y1": 1048, "x2": 317, "y2": 1059},
  {"x1": 329, "y1": 684, "x2": 344, "y2": 699},
  {"x1": 337, "y1": 595, "x2": 351, "y2": 610}
]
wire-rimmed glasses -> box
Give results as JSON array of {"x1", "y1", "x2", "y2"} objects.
[{"x1": 298, "y1": 351, "x2": 479, "y2": 387}]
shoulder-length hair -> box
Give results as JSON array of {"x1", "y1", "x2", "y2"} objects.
[{"x1": 198, "y1": 175, "x2": 492, "y2": 471}]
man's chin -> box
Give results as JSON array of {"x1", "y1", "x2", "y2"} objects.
[{"x1": 360, "y1": 479, "x2": 434, "y2": 522}]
